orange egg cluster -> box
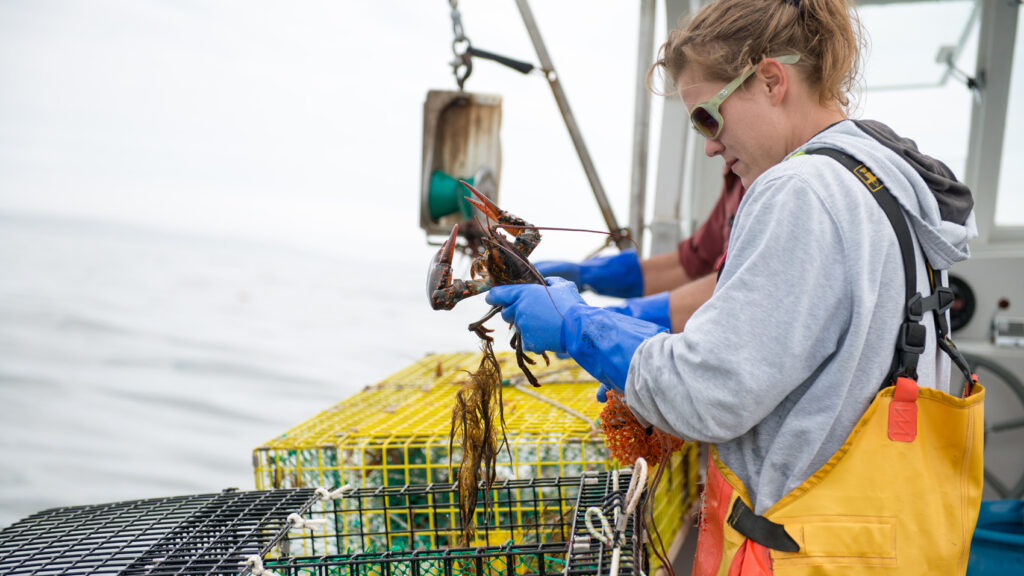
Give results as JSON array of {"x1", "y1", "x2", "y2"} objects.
[{"x1": 599, "y1": 390, "x2": 684, "y2": 466}]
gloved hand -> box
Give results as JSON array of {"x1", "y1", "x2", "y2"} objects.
[
  {"x1": 563, "y1": 306, "x2": 667, "y2": 400},
  {"x1": 534, "y1": 250, "x2": 643, "y2": 298},
  {"x1": 488, "y1": 277, "x2": 667, "y2": 401},
  {"x1": 485, "y1": 277, "x2": 586, "y2": 354},
  {"x1": 604, "y1": 292, "x2": 672, "y2": 330}
]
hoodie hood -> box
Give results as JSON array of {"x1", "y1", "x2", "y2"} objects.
[
  {"x1": 794, "y1": 119, "x2": 977, "y2": 269},
  {"x1": 852, "y1": 119, "x2": 974, "y2": 224}
]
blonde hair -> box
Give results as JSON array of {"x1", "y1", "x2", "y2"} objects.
[{"x1": 649, "y1": 0, "x2": 864, "y2": 110}]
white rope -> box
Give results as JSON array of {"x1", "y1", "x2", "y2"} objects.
[
  {"x1": 581, "y1": 462, "x2": 651, "y2": 576},
  {"x1": 243, "y1": 555, "x2": 283, "y2": 576},
  {"x1": 624, "y1": 458, "x2": 648, "y2": 516},
  {"x1": 287, "y1": 512, "x2": 328, "y2": 531},
  {"x1": 315, "y1": 484, "x2": 355, "y2": 501},
  {"x1": 584, "y1": 506, "x2": 614, "y2": 547},
  {"x1": 585, "y1": 504, "x2": 622, "y2": 576}
]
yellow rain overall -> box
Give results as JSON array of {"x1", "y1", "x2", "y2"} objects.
[{"x1": 692, "y1": 149, "x2": 985, "y2": 576}]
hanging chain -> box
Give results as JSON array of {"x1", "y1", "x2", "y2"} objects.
[{"x1": 448, "y1": 0, "x2": 472, "y2": 90}]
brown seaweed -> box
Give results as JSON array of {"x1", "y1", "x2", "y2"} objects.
[{"x1": 449, "y1": 338, "x2": 510, "y2": 547}]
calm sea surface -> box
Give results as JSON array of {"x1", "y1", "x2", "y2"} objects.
[{"x1": 0, "y1": 213, "x2": 495, "y2": 528}]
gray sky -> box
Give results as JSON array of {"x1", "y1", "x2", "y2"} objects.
[
  {"x1": 0, "y1": 0, "x2": 644, "y2": 259},
  {"x1": 0, "y1": 0, "x2": 1019, "y2": 255}
]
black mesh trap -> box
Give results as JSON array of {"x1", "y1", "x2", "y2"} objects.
[
  {"x1": 564, "y1": 469, "x2": 646, "y2": 576},
  {"x1": 0, "y1": 488, "x2": 317, "y2": 575}
]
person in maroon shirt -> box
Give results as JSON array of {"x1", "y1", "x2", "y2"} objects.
[{"x1": 534, "y1": 168, "x2": 745, "y2": 332}]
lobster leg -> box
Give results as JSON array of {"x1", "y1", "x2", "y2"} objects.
[
  {"x1": 510, "y1": 330, "x2": 549, "y2": 387},
  {"x1": 468, "y1": 305, "x2": 502, "y2": 342}
]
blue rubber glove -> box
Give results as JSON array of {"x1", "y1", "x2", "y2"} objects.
[
  {"x1": 531, "y1": 260, "x2": 582, "y2": 287},
  {"x1": 534, "y1": 250, "x2": 643, "y2": 298},
  {"x1": 563, "y1": 306, "x2": 666, "y2": 401},
  {"x1": 485, "y1": 277, "x2": 586, "y2": 354},
  {"x1": 604, "y1": 292, "x2": 672, "y2": 330},
  {"x1": 487, "y1": 278, "x2": 667, "y2": 402}
]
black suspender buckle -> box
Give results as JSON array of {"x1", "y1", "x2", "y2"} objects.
[
  {"x1": 897, "y1": 321, "x2": 927, "y2": 355},
  {"x1": 906, "y1": 293, "x2": 924, "y2": 321},
  {"x1": 910, "y1": 287, "x2": 956, "y2": 320},
  {"x1": 895, "y1": 321, "x2": 926, "y2": 379},
  {"x1": 935, "y1": 286, "x2": 955, "y2": 314}
]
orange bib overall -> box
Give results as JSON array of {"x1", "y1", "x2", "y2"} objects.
[{"x1": 693, "y1": 149, "x2": 985, "y2": 575}]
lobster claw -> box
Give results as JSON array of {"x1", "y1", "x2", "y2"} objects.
[
  {"x1": 460, "y1": 180, "x2": 501, "y2": 222},
  {"x1": 427, "y1": 223, "x2": 494, "y2": 311},
  {"x1": 427, "y1": 224, "x2": 459, "y2": 310},
  {"x1": 460, "y1": 180, "x2": 537, "y2": 249}
]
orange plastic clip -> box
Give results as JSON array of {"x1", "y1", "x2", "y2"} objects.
[
  {"x1": 888, "y1": 376, "x2": 919, "y2": 442},
  {"x1": 963, "y1": 373, "x2": 979, "y2": 398}
]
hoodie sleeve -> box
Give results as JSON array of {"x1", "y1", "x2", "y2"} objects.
[{"x1": 624, "y1": 173, "x2": 852, "y2": 443}]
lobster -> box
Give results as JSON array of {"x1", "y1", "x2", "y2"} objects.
[
  {"x1": 427, "y1": 181, "x2": 549, "y2": 387},
  {"x1": 427, "y1": 180, "x2": 553, "y2": 546}
]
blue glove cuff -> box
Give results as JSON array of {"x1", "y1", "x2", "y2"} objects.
[
  {"x1": 578, "y1": 250, "x2": 643, "y2": 298},
  {"x1": 562, "y1": 305, "x2": 667, "y2": 393},
  {"x1": 532, "y1": 261, "x2": 582, "y2": 288},
  {"x1": 604, "y1": 292, "x2": 672, "y2": 330}
]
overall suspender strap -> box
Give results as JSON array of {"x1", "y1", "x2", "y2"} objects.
[
  {"x1": 926, "y1": 263, "x2": 978, "y2": 393},
  {"x1": 803, "y1": 148, "x2": 976, "y2": 389},
  {"x1": 804, "y1": 148, "x2": 924, "y2": 383}
]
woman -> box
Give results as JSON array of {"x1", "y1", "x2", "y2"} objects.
[{"x1": 487, "y1": 0, "x2": 984, "y2": 573}]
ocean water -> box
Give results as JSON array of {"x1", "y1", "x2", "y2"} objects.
[{"x1": 0, "y1": 213, "x2": 498, "y2": 528}]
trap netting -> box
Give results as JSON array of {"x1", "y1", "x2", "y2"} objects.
[
  {"x1": 0, "y1": 488, "x2": 317, "y2": 576},
  {"x1": 270, "y1": 475, "x2": 582, "y2": 558},
  {"x1": 252, "y1": 352, "x2": 699, "y2": 564},
  {"x1": 264, "y1": 469, "x2": 647, "y2": 576}
]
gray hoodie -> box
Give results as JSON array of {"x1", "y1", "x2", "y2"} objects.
[{"x1": 624, "y1": 119, "x2": 977, "y2": 514}]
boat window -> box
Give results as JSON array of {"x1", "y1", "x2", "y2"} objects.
[
  {"x1": 996, "y1": 10, "x2": 1024, "y2": 226},
  {"x1": 856, "y1": 0, "x2": 978, "y2": 178}
]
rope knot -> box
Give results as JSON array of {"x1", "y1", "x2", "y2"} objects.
[
  {"x1": 287, "y1": 512, "x2": 328, "y2": 530},
  {"x1": 243, "y1": 555, "x2": 283, "y2": 576},
  {"x1": 315, "y1": 484, "x2": 355, "y2": 501}
]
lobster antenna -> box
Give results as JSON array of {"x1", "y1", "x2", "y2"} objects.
[{"x1": 496, "y1": 224, "x2": 640, "y2": 252}]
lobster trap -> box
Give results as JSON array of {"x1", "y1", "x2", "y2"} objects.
[
  {"x1": 563, "y1": 468, "x2": 646, "y2": 576},
  {"x1": 0, "y1": 471, "x2": 651, "y2": 576},
  {"x1": 252, "y1": 352, "x2": 699, "y2": 569},
  {"x1": 0, "y1": 488, "x2": 317, "y2": 576},
  {"x1": 264, "y1": 469, "x2": 647, "y2": 576},
  {"x1": 267, "y1": 542, "x2": 568, "y2": 576},
  {"x1": 272, "y1": 476, "x2": 582, "y2": 558}
]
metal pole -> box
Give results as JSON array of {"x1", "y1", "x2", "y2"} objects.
[
  {"x1": 513, "y1": 0, "x2": 630, "y2": 249},
  {"x1": 650, "y1": 0, "x2": 694, "y2": 256},
  {"x1": 629, "y1": 0, "x2": 657, "y2": 255},
  {"x1": 964, "y1": 0, "x2": 1019, "y2": 244}
]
